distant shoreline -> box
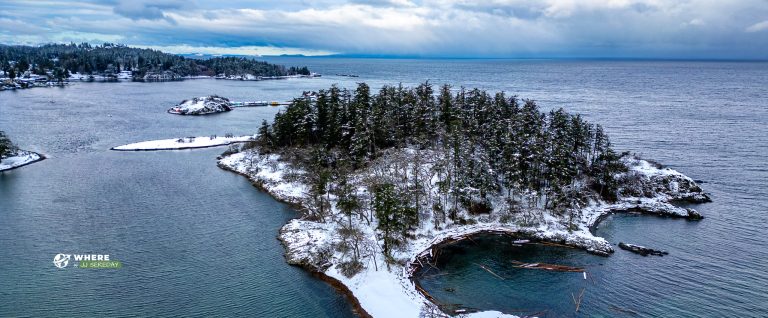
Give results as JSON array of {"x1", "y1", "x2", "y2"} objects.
[{"x1": 1, "y1": 74, "x2": 322, "y2": 93}]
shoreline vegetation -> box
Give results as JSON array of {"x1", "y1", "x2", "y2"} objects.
[
  {"x1": 0, "y1": 131, "x2": 45, "y2": 172},
  {"x1": 215, "y1": 82, "x2": 711, "y2": 317},
  {"x1": 0, "y1": 43, "x2": 315, "y2": 92}
]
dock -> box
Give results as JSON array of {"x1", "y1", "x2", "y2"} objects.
[{"x1": 230, "y1": 101, "x2": 291, "y2": 107}]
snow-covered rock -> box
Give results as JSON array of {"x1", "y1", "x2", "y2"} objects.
[
  {"x1": 168, "y1": 95, "x2": 233, "y2": 115},
  {"x1": 619, "y1": 156, "x2": 711, "y2": 203},
  {"x1": 0, "y1": 150, "x2": 44, "y2": 172}
]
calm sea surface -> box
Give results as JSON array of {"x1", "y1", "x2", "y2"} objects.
[{"x1": 1, "y1": 59, "x2": 767, "y2": 317}]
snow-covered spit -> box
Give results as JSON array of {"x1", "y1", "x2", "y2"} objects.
[
  {"x1": 218, "y1": 148, "x2": 709, "y2": 318},
  {"x1": 0, "y1": 149, "x2": 45, "y2": 172},
  {"x1": 215, "y1": 73, "x2": 320, "y2": 81},
  {"x1": 112, "y1": 135, "x2": 255, "y2": 151},
  {"x1": 168, "y1": 95, "x2": 233, "y2": 115}
]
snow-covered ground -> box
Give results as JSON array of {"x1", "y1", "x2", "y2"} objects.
[
  {"x1": 112, "y1": 135, "x2": 255, "y2": 151},
  {"x1": 0, "y1": 150, "x2": 44, "y2": 172},
  {"x1": 218, "y1": 148, "x2": 708, "y2": 318},
  {"x1": 68, "y1": 73, "x2": 111, "y2": 81}
]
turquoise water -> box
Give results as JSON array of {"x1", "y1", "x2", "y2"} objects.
[{"x1": 2, "y1": 59, "x2": 768, "y2": 317}]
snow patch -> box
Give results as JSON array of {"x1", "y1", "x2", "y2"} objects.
[
  {"x1": 0, "y1": 150, "x2": 43, "y2": 171},
  {"x1": 112, "y1": 135, "x2": 255, "y2": 151}
]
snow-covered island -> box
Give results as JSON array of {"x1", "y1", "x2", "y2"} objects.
[
  {"x1": 217, "y1": 83, "x2": 711, "y2": 318},
  {"x1": 0, "y1": 131, "x2": 45, "y2": 172},
  {"x1": 111, "y1": 135, "x2": 255, "y2": 151},
  {"x1": 215, "y1": 72, "x2": 320, "y2": 81},
  {"x1": 0, "y1": 149, "x2": 45, "y2": 172},
  {"x1": 168, "y1": 95, "x2": 233, "y2": 115}
]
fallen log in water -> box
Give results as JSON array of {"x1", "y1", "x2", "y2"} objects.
[
  {"x1": 473, "y1": 263, "x2": 506, "y2": 280},
  {"x1": 572, "y1": 287, "x2": 586, "y2": 313},
  {"x1": 618, "y1": 242, "x2": 669, "y2": 256},
  {"x1": 510, "y1": 260, "x2": 585, "y2": 272},
  {"x1": 531, "y1": 241, "x2": 578, "y2": 249}
]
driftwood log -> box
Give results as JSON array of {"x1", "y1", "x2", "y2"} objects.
[{"x1": 510, "y1": 260, "x2": 585, "y2": 272}]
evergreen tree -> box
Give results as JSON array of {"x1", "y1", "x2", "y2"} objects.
[
  {"x1": 350, "y1": 83, "x2": 373, "y2": 165},
  {"x1": 257, "y1": 120, "x2": 273, "y2": 148},
  {"x1": 373, "y1": 183, "x2": 417, "y2": 260},
  {"x1": 259, "y1": 82, "x2": 628, "y2": 219},
  {"x1": 0, "y1": 131, "x2": 16, "y2": 161},
  {"x1": 335, "y1": 172, "x2": 361, "y2": 227}
]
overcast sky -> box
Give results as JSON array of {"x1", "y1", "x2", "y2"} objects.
[{"x1": 1, "y1": 0, "x2": 767, "y2": 59}]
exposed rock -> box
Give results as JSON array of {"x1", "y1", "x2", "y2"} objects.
[
  {"x1": 619, "y1": 156, "x2": 711, "y2": 203},
  {"x1": 607, "y1": 199, "x2": 705, "y2": 220},
  {"x1": 168, "y1": 95, "x2": 233, "y2": 115},
  {"x1": 278, "y1": 219, "x2": 335, "y2": 271},
  {"x1": 618, "y1": 242, "x2": 669, "y2": 256}
]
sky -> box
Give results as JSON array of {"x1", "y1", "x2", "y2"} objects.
[{"x1": 0, "y1": 0, "x2": 767, "y2": 59}]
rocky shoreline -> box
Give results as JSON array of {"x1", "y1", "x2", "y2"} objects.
[
  {"x1": 217, "y1": 148, "x2": 710, "y2": 318},
  {"x1": 216, "y1": 158, "x2": 374, "y2": 318}
]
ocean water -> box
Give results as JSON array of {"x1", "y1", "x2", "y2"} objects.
[{"x1": 1, "y1": 58, "x2": 767, "y2": 317}]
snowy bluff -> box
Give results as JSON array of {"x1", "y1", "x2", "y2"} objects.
[{"x1": 215, "y1": 82, "x2": 710, "y2": 317}]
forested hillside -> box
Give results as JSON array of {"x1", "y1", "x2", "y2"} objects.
[
  {"x1": 0, "y1": 43, "x2": 310, "y2": 79},
  {"x1": 249, "y1": 83, "x2": 629, "y2": 259}
]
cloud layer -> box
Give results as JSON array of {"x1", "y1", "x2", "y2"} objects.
[{"x1": 1, "y1": 0, "x2": 766, "y2": 58}]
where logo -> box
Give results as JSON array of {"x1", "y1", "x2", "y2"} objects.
[
  {"x1": 52, "y1": 253, "x2": 122, "y2": 269},
  {"x1": 53, "y1": 254, "x2": 71, "y2": 268}
]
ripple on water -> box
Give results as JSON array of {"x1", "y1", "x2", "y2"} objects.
[{"x1": 2, "y1": 60, "x2": 767, "y2": 317}]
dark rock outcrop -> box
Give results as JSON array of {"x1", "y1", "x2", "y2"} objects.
[{"x1": 618, "y1": 242, "x2": 669, "y2": 256}]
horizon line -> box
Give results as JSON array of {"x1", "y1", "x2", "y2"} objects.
[{"x1": 2, "y1": 42, "x2": 766, "y2": 62}]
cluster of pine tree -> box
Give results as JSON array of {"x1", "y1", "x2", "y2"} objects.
[
  {"x1": 256, "y1": 83, "x2": 627, "y2": 258},
  {"x1": 0, "y1": 43, "x2": 310, "y2": 79},
  {"x1": 0, "y1": 131, "x2": 16, "y2": 161}
]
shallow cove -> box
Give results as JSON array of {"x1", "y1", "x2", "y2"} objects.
[
  {"x1": 413, "y1": 233, "x2": 602, "y2": 317},
  {"x1": 414, "y1": 210, "x2": 757, "y2": 317}
]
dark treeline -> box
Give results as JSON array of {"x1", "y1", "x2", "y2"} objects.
[
  {"x1": 0, "y1": 43, "x2": 310, "y2": 79},
  {"x1": 0, "y1": 131, "x2": 16, "y2": 161},
  {"x1": 256, "y1": 83, "x2": 627, "y2": 259},
  {"x1": 260, "y1": 82, "x2": 626, "y2": 203}
]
